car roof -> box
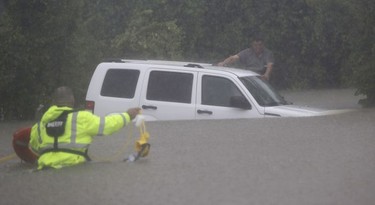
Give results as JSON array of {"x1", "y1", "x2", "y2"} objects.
[{"x1": 100, "y1": 58, "x2": 259, "y2": 77}]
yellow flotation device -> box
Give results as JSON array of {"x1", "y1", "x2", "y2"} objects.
[{"x1": 126, "y1": 115, "x2": 150, "y2": 162}]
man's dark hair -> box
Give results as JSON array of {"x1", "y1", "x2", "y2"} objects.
[
  {"x1": 52, "y1": 86, "x2": 75, "y2": 107},
  {"x1": 252, "y1": 35, "x2": 264, "y2": 42}
]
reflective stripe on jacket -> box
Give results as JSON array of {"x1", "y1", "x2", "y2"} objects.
[{"x1": 29, "y1": 105, "x2": 130, "y2": 169}]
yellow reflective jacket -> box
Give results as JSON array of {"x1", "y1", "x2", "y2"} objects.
[{"x1": 29, "y1": 105, "x2": 130, "y2": 170}]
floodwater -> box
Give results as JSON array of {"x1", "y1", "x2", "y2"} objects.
[{"x1": 1, "y1": 89, "x2": 374, "y2": 205}]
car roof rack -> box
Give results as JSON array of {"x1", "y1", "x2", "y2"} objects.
[
  {"x1": 184, "y1": 63, "x2": 204, "y2": 68},
  {"x1": 101, "y1": 59, "x2": 209, "y2": 69},
  {"x1": 101, "y1": 58, "x2": 125, "y2": 63}
]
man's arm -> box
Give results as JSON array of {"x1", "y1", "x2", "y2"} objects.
[
  {"x1": 218, "y1": 55, "x2": 240, "y2": 66},
  {"x1": 262, "y1": 62, "x2": 273, "y2": 81}
]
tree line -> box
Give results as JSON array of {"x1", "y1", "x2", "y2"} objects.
[{"x1": 0, "y1": 0, "x2": 374, "y2": 120}]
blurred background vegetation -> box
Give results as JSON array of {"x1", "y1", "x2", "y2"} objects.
[{"x1": 0, "y1": 0, "x2": 374, "y2": 120}]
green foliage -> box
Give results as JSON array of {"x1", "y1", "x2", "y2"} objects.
[
  {"x1": 0, "y1": 0, "x2": 374, "y2": 120},
  {"x1": 346, "y1": 0, "x2": 375, "y2": 106},
  {"x1": 353, "y1": 59, "x2": 375, "y2": 106},
  {"x1": 111, "y1": 9, "x2": 183, "y2": 59}
]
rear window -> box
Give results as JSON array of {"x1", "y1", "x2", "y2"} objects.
[
  {"x1": 101, "y1": 69, "x2": 140, "y2": 98},
  {"x1": 147, "y1": 71, "x2": 193, "y2": 103}
]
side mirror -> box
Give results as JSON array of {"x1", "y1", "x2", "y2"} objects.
[{"x1": 230, "y1": 96, "x2": 252, "y2": 110}]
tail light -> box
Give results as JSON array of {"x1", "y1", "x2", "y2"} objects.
[{"x1": 85, "y1": 101, "x2": 95, "y2": 113}]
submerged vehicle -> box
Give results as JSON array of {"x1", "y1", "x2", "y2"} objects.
[{"x1": 85, "y1": 59, "x2": 347, "y2": 121}]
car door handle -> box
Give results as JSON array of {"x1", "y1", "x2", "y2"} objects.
[
  {"x1": 197, "y1": 109, "x2": 213, "y2": 115},
  {"x1": 142, "y1": 105, "x2": 157, "y2": 110}
]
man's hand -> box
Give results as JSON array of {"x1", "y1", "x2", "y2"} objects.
[
  {"x1": 217, "y1": 62, "x2": 225, "y2": 66},
  {"x1": 262, "y1": 63, "x2": 273, "y2": 81},
  {"x1": 127, "y1": 107, "x2": 141, "y2": 120},
  {"x1": 261, "y1": 74, "x2": 270, "y2": 81},
  {"x1": 218, "y1": 55, "x2": 239, "y2": 67}
]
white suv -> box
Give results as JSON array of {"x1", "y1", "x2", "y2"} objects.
[{"x1": 85, "y1": 59, "x2": 336, "y2": 121}]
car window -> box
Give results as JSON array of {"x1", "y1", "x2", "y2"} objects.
[
  {"x1": 240, "y1": 76, "x2": 287, "y2": 106},
  {"x1": 201, "y1": 75, "x2": 243, "y2": 107},
  {"x1": 147, "y1": 70, "x2": 193, "y2": 103},
  {"x1": 100, "y1": 69, "x2": 140, "y2": 98}
]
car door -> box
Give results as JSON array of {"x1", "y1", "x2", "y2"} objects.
[
  {"x1": 196, "y1": 72, "x2": 262, "y2": 120},
  {"x1": 139, "y1": 68, "x2": 197, "y2": 121}
]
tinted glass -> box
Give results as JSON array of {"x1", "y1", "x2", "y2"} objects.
[
  {"x1": 147, "y1": 71, "x2": 193, "y2": 103},
  {"x1": 202, "y1": 75, "x2": 243, "y2": 107},
  {"x1": 239, "y1": 76, "x2": 287, "y2": 106},
  {"x1": 101, "y1": 69, "x2": 140, "y2": 98}
]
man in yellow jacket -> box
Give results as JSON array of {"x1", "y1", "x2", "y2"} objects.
[{"x1": 29, "y1": 86, "x2": 141, "y2": 170}]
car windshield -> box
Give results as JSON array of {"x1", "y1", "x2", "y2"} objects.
[{"x1": 239, "y1": 76, "x2": 288, "y2": 106}]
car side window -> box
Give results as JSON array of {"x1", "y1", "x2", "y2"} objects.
[
  {"x1": 202, "y1": 75, "x2": 243, "y2": 107},
  {"x1": 147, "y1": 70, "x2": 193, "y2": 103},
  {"x1": 101, "y1": 69, "x2": 140, "y2": 98}
]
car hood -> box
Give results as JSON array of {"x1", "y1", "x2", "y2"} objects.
[{"x1": 264, "y1": 105, "x2": 353, "y2": 117}]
